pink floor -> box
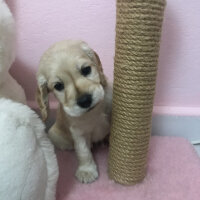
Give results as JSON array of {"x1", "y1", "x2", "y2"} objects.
[{"x1": 56, "y1": 136, "x2": 200, "y2": 200}]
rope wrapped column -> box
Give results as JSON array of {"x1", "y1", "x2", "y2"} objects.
[{"x1": 108, "y1": 0, "x2": 166, "y2": 185}]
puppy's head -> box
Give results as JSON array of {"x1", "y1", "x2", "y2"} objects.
[{"x1": 36, "y1": 40, "x2": 107, "y2": 120}]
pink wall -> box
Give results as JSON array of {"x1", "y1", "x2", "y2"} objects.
[
  {"x1": 155, "y1": 0, "x2": 200, "y2": 107},
  {"x1": 7, "y1": 0, "x2": 200, "y2": 109}
]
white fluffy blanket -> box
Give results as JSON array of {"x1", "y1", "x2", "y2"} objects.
[
  {"x1": 0, "y1": 2, "x2": 59, "y2": 199},
  {"x1": 0, "y1": 98, "x2": 58, "y2": 200},
  {"x1": 0, "y1": 0, "x2": 26, "y2": 104}
]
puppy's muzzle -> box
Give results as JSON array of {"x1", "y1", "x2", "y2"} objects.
[{"x1": 77, "y1": 93, "x2": 92, "y2": 109}]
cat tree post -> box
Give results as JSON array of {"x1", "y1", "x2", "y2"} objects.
[{"x1": 108, "y1": 0, "x2": 166, "y2": 185}]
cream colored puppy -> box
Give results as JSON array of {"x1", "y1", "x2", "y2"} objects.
[{"x1": 36, "y1": 40, "x2": 112, "y2": 183}]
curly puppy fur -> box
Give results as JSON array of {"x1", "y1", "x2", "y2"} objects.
[{"x1": 36, "y1": 40, "x2": 112, "y2": 183}]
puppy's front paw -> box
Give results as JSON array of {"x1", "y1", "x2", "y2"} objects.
[{"x1": 75, "y1": 164, "x2": 98, "y2": 183}]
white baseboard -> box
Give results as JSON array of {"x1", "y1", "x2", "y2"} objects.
[{"x1": 152, "y1": 114, "x2": 200, "y2": 144}]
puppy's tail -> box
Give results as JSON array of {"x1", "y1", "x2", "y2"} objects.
[{"x1": 0, "y1": 0, "x2": 15, "y2": 78}]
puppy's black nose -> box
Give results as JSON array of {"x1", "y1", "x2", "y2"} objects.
[{"x1": 77, "y1": 94, "x2": 92, "y2": 108}]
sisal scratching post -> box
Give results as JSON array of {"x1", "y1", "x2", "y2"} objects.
[{"x1": 108, "y1": 0, "x2": 166, "y2": 185}]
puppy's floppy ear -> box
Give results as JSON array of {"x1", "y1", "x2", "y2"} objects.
[
  {"x1": 36, "y1": 75, "x2": 49, "y2": 121},
  {"x1": 93, "y1": 51, "x2": 107, "y2": 88},
  {"x1": 81, "y1": 43, "x2": 107, "y2": 87}
]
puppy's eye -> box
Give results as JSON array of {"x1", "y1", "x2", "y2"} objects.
[
  {"x1": 81, "y1": 66, "x2": 91, "y2": 76},
  {"x1": 54, "y1": 82, "x2": 64, "y2": 91}
]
